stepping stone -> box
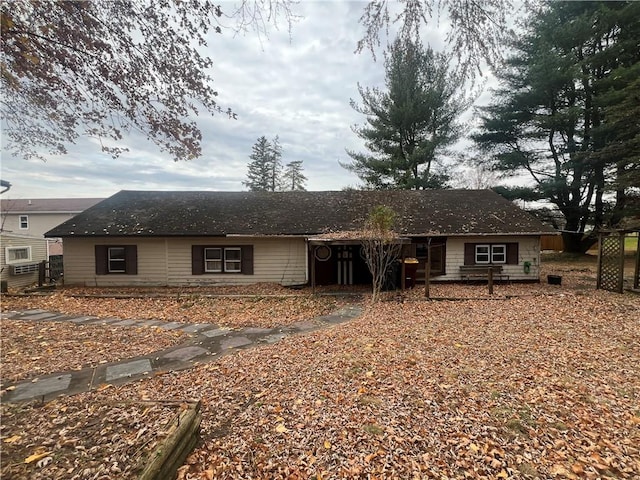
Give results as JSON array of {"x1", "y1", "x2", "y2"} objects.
[
  {"x1": 22, "y1": 312, "x2": 60, "y2": 321},
  {"x1": 162, "y1": 346, "x2": 208, "y2": 362},
  {"x1": 180, "y1": 324, "x2": 211, "y2": 333},
  {"x1": 137, "y1": 319, "x2": 164, "y2": 327},
  {"x1": 290, "y1": 320, "x2": 319, "y2": 331},
  {"x1": 113, "y1": 319, "x2": 137, "y2": 326},
  {"x1": 68, "y1": 316, "x2": 99, "y2": 324},
  {"x1": 261, "y1": 333, "x2": 289, "y2": 344},
  {"x1": 220, "y1": 336, "x2": 252, "y2": 350},
  {"x1": 10, "y1": 374, "x2": 72, "y2": 402},
  {"x1": 105, "y1": 359, "x2": 152, "y2": 381},
  {"x1": 242, "y1": 327, "x2": 272, "y2": 335},
  {"x1": 201, "y1": 328, "x2": 230, "y2": 338},
  {"x1": 157, "y1": 322, "x2": 184, "y2": 330},
  {"x1": 85, "y1": 317, "x2": 121, "y2": 325}
]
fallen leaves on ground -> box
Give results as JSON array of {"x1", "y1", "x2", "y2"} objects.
[
  {"x1": 1, "y1": 291, "x2": 350, "y2": 329},
  {"x1": 1, "y1": 255, "x2": 639, "y2": 479},
  {"x1": 0, "y1": 320, "x2": 186, "y2": 384},
  {"x1": 7, "y1": 288, "x2": 634, "y2": 479},
  {"x1": 0, "y1": 399, "x2": 182, "y2": 479}
]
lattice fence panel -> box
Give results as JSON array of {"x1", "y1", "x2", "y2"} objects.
[
  {"x1": 597, "y1": 234, "x2": 624, "y2": 293},
  {"x1": 635, "y1": 235, "x2": 640, "y2": 290}
]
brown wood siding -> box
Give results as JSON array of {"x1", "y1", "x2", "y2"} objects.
[{"x1": 541, "y1": 235, "x2": 563, "y2": 251}]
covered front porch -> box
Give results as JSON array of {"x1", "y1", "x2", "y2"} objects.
[{"x1": 307, "y1": 236, "x2": 447, "y2": 291}]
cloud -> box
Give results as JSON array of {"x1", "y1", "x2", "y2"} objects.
[{"x1": 1, "y1": 0, "x2": 501, "y2": 199}]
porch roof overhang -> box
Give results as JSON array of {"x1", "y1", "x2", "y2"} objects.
[{"x1": 308, "y1": 236, "x2": 412, "y2": 246}]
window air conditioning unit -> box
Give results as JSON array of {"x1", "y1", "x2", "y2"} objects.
[{"x1": 11, "y1": 263, "x2": 39, "y2": 275}]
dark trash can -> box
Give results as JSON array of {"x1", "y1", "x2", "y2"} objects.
[
  {"x1": 404, "y1": 258, "x2": 419, "y2": 289},
  {"x1": 547, "y1": 275, "x2": 562, "y2": 285}
]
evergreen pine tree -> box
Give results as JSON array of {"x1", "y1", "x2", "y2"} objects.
[
  {"x1": 283, "y1": 160, "x2": 307, "y2": 191},
  {"x1": 243, "y1": 136, "x2": 273, "y2": 191}
]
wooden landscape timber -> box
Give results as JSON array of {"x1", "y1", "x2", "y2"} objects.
[{"x1": 139, "y1": 400, "x2": 202, "y2": 480}]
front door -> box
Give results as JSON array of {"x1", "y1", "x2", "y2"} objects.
[{"x1": 337, "y1": 246, "x2": 354, "y2": 285}]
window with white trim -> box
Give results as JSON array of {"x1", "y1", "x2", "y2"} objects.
[
  {"x1": 5, "y1": 246, "x2": 32, "y2": 263},
  {"x1": 491, "y1": 244, "x2": 506, "y2": 263},
  {"x1": 224, "y1": 248, "x2": 241, "y2": 272},
  {"x1": 475, "y1": 245, "x2": 490, "y2": 263},
  {"x1": 204, "y1": 248, "x2": 223, "y2": 272},
  {"x1": 19, "y1": 215, "x2": 29, "y2": 229},
  {"x1": 475, "y1": 244, "x2": 506, "y2": 264},
  {"x1": 108, "y1": 247, "x2": 126, "y2": 273},
  {"x1": 204, "y1": 247, "x2": 241, "y2": 273}
]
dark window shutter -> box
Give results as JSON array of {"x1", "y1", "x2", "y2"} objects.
[
  {"x1": 464, "y1": 243, "x2": 475, "y2": 265},
  {"x1": 125, "y1": 245, "x2": 138, "y2": 275},
  {"x1": 95, "y1": 245, "x2": 108, "y2": 275},
  {"x1": 192, "y1": 246, "x2": 204, "y2": 275},
  {"x1": 241, "y1": 245, "x2": 254, "y2": 275},
  {"x1": 507, "y1": 243, "x2": 519, "y2": 265}
]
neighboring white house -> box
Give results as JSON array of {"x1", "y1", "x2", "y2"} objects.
[
  {"x1": 46, "y1": 190, "x2": 557, "y2": 288},
  {"x1": 0, "y1": 233, "x2": 48, "y2": 290},
  {"x1": 0, "y1": 198, "x2": 103, "y2": 255}
]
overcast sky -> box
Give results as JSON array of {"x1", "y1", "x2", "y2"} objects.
[{"x1": 1, "y1": 1, "x2": 502, "y2": 200}]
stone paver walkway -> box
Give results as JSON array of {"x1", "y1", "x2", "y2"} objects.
[{"x1": 1, "y1": 305, "x2": 362, "y2": 403}]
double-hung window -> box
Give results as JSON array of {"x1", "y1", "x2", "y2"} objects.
[
  {"x1": 95, "y1": 245, "x2": 138, "y2": 275},
  {"x1": 192, "y1": 245, "x2": 253, "y2": 276},
  {"x1": 19, "y1": 215, "x2": 29, "y2": 229},
  {"x1": 475, "y1": 245, "x2": 491, "y2": 263},
  {"x1": 204, "y1": 247, "x2": 241, "y2": 273},
  {"x1": 224, "y1": 248, "x2": 241, "y2": 272},
  {"x1": 204, "y1": 248, "x2": 223, "y2": 272},
  {"x1": 491, "y1": 245, "x2": 506, "y2": 263},
  {"x1": 475, "y1": 244, "x2": 507, "y2": 264},
  {"x1": 108, "y1": 247, "x2": 126, "y2": 273}
]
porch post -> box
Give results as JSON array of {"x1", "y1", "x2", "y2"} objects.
[
  {"x1": 311, "y1": 245, "x2": 316, "y2": 295},
  {"x1": 424, "y1": 243, "x2": 431, "y2": 299}
]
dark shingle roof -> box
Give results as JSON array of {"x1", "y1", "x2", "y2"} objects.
[{"x1": 45, "y1": 190, "x2": 557, "y2": 238}]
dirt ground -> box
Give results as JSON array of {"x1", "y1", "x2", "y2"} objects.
[{"x1": 1, "y1": 253, "x2": 639, "y2": 479}]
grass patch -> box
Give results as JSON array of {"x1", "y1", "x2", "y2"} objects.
[{"x1": 362, "y1": 423, "x2": 384, "y2": 436}]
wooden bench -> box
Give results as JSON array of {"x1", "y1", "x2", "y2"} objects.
[{"x1": 459, "y1": 265, "x2": 509, "y2": 283}]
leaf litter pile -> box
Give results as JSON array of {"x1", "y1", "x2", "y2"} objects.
[
  {"x1": 4, "y1": 289, "x2": 636, "y2": 479},
  {"x1": 0, "y1": 320, "x2": 186, "y2": 384},
  {"x1": 1, "y1": 396, "x2": 184, "y2": 479}
]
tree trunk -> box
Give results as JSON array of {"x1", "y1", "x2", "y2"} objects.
[{"x1": 562, "y1": 231, "x2": 598, "y2": 254}]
